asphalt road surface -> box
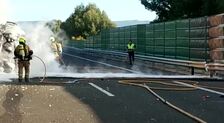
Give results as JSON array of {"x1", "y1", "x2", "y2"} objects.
[
  {"x1": 0, "y1": 78, "x2": 223, "y2": 123},
  {"x1": 0, "y1": 48, "x2": 223, "y2": 123}
]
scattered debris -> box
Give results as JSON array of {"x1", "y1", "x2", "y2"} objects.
[
  {"x1": 49, "y1": 88, "x2": 55, "y2": 91},
  {"x1": 202, "y1": 95, "x2": 210, "y2": 101}
]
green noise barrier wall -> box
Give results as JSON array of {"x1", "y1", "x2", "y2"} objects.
[{"x1": 68, "y1": 16, "x2": 210, "y2": 62}]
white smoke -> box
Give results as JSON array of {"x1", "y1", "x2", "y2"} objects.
[
  {"x1": 0, "y1": 0, "x2": 66, "y2": 77},
  {"x1": 18, "y1": 22, "x2": 64, "y2": 76},
  {"x1": 0, "y1": 0, "x2": 10, "y2": 24}
]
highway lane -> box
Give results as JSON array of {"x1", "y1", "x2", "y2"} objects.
[
  {"x1": 0, "y1": 78, "x2": 194, "y2": 123},
  {"x1": 60, "y1": 48, "x2": 224, "y2": 122},
  {"x1": 90, "y1": 79, "x2": 224, "y2": 123},
  {"x1": 63, "y1": 79, "x2": 194, "y2": 123},
  {"x1": 62, "y1": 47, "x2": 178, "y2": 75},
  {"x1": 1, "y1": 78, "x2": 223, "y2": 123},
  {"x1": 0, "y1": 48, "x2": 223, "y2": 123}
]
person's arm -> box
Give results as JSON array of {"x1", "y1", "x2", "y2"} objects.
[
  {"x1": 14, "y1": 46, "x2": 18, "y2": 57},
  {"x1": 27, "y1": 46, "x2": 33, "y2": 60},
  {"x1": 58, "y1": 43, "x2": 63, "y2": 53},
  {"x1": 126, "y1": 44, "x2": 129, "y2": 52}
]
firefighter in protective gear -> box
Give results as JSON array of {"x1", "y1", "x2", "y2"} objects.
[
  {"x1": 14, "y1": 37, "x2": 33, "y2": 82},
  {"x1": 127, "y1": 39, "x2": 136, "y2": 65},
  {"x1": 50, "y1": 37, "x2": 63, "y2": 65}
]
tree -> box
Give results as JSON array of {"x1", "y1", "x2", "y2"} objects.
[
  {"x1": 140, "y1": 0, "x2": 224, "y2": 22},
  {"x1": 46, "y1": 19, "x2": 62, "y2": 34},
  {"x1": 202, "y1": 0, "x2": 224, "y2": 16},
  {"x1": 61, "y1": 3, "x2": 116, "y2": 39}
]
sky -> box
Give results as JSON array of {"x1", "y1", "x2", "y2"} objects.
[{"x1": 6, "y1": 0, "x2": 157, "y2": 22}]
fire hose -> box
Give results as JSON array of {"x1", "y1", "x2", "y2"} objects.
[
  {"x1": 33, "y1": 55, "x2": 46, "y2": 82},
  {"x1": 118, "y1": 79, "x2": 224, "y2": 123},
  {"x1": 118, "y1": 80, "x2": 206, "y2": 123}
]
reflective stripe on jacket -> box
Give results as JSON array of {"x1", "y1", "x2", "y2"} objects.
[
  {"x1": 51, "y1": 42, "x2": 62, "y2": 55},
  {"x1": 51, "y1": 42, "x2": 58, "y2": 52},
  {"x1": 56, "y1": 43, "x2": 62, "y2": 53},
  {"x1": 127, "y1": 43, "x2": 135, "y2": 50}
]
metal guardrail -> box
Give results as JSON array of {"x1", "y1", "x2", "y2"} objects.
[
  {"x1": 206, "y1": 63, "x2": 224, "y2": 77},
  {"x1": 65, "y1": 46, "x2": 209, "y2": 75},
  {"x1": 65, "y1": 46, "x2": 224, "y2": 77},
  {"x1": 88, "y1": 48, "x2": 208, "y2": 75}
]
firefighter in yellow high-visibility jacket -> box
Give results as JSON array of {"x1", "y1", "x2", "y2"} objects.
[
  {"x1": 50, "y1": 37, "x2": 63, "y2": 65},
  {"x1": 14, "y1": 37, "x2": 33, "y2": 82}
]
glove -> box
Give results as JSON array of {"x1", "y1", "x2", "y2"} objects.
[
  {"x1": 26, "y1": 55, "x2": 32, "y2": 60},
  {"x1": 27, "y1": 50, "x2": 33, "y2": 60},
  {"x1": 29, "y1": 50, "x2": 33, "y2": 55},
  {"x1": 29, "y1": 56, "x2": 32, "y2": 60}
]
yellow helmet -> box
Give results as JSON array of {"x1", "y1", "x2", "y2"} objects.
[{"x1": 19, "y1": 37, "x2": 26, "y2": 43}]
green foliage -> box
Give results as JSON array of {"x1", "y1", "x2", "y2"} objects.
[
  {"x1": 140, "y1": 0, "x2": 224, "y2": 22},
  {"x1": 46, "y1": 20, "x2": 62, "y2": 34},
  {"x1": 61, "y1": 3, "x2": 116, "y2": 39}
]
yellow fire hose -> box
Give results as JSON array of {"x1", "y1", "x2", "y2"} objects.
[{"x1": 118, "y1": 79, "x2": 224, "y2": 123}]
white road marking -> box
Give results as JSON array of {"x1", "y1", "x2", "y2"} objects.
[
  {"x1": 66, "y1": 79, "x2": 79, "y2": 83},
  {"x1": 89, "y1": 83, "x2": 115, "y2": 97},
  {"x1": 173, "y1": 81, "x2": 224, "y2": 96},
  {"x1": 64, "y1": 53, "x2": 140, "y2": 74}
]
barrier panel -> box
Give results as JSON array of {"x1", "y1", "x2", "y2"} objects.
[{"x1": 68, "y1": 14, "x2": 224, "y2": 64}]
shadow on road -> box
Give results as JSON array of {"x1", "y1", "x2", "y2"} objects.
[{"x1": 0, "y1": 86, "x2": 23, "y2": 123}]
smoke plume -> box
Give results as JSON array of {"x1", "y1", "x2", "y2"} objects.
[
  {"x1": 0, "y1": 0, "x2": 10, "y2": 24},
  {"x1": 18, "y1": 22, "x2": 64, "y2": 76}
]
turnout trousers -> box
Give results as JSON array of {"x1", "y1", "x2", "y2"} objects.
[{"x1": 18, "y1": 60, "x2": 30, "y2": 82}]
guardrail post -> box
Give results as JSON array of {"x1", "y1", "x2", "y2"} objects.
[
  {"x1": 210, "y1": 70, "x2": 215, "y2": 78},
  {"x1": 191, "y1": 67, "x2": 194, "y2": 75}
]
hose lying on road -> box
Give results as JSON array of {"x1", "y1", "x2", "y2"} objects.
[
  {"x1": 120, "y1": 80, "x2": 198, "y2": 91},
  {"x1": 118, "y1": 80, "x2": 207, "y2": 123}
]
